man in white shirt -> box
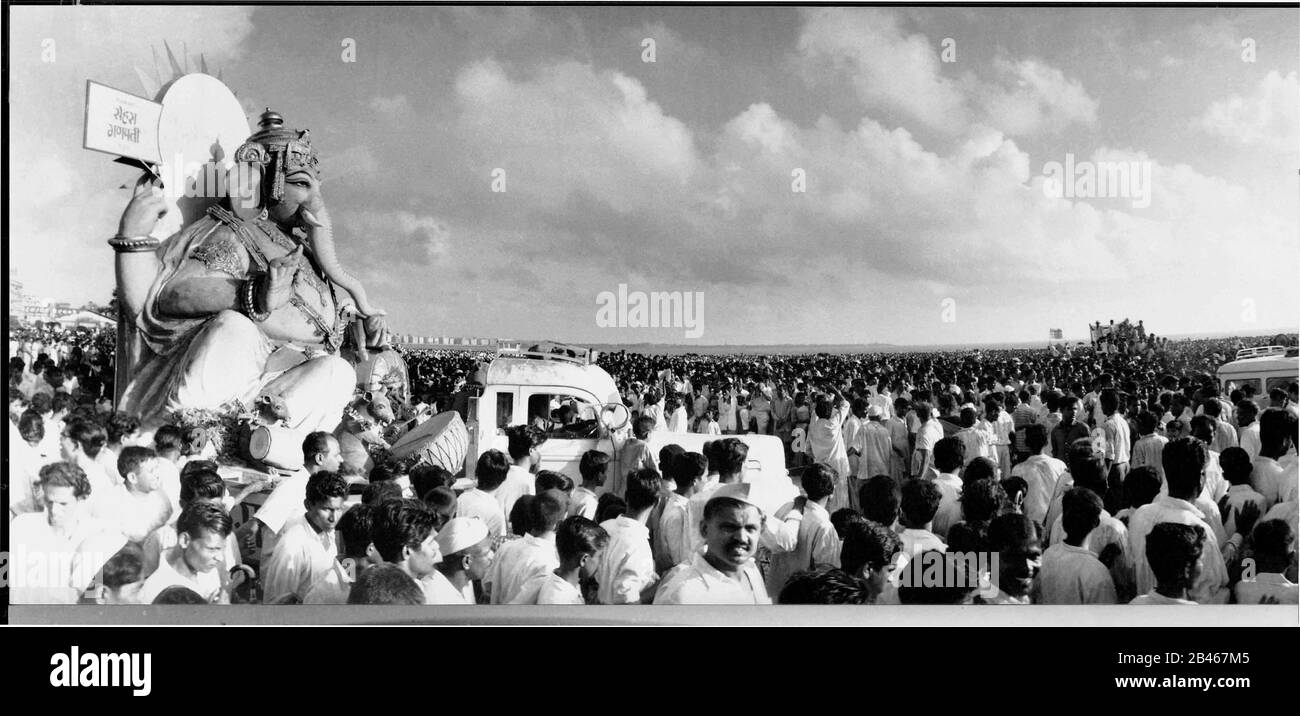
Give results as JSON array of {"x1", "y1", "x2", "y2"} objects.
[
  {"x1": 1128, "y1": 438, "x2": 1237, "y2": 604},
  {"x1": 1130, "y1": 413, "x2": 1167, "y2": 484},
  {"x1": 242, "y1": 431, "x2": 342, "y2": 564},
  {"x1": 1101, "y1": 390, "x2": 1131, "y2": 512},
  {"x1": 850, "y1": 405, "x2": 893, "y2": 489},
  {"x1": 655, "y1": 483, "x2": 772, "y2": 604},
  {"x1": 1130, "y1": 522, "x2": 1205, "y2": 605},
  {"x1": 929, "y1": 437, "x2": 965, "y2": 540},
  {"x1": 499, "y1": 425, "x2": 542, "y2": 520},
  {"x1": 989, "y1": 396, "x2": 1015, "y2": 478},
  {"x1": 429, "y1": 517, "x2": 495, "y2": 604},
  {"x1": 898, "y1": 477, "x2": 946, "y2": 556},
  {"x1": 59, "y1": 417, "x2": 115, "y2": 514},
  {"x1": 642, "y1": 390, "x2": 667, "y2": 433},
  {"x1": 610, "y1": 416, "x2": 658, "y2": 499},
  {"x1": 1233, "y1": 519, "x2": 1298, "y2": 604},
  {"x1": 105, "y1": 446, "x2": 174, "y2": 543},
  {"x1": 1201, "y1": 401, "x2": 1237, "y2": 453},
  {"x1": 140, "y1": 501, "x2": 234, "y2": 604},
  {"x1": 10, "y1": 419, "x2": 45, "y2": 517},
  {"x1": 9, "y1": 462, "x2": 127, "y2": 604},
  {"x1": 1045, "y1": 457, "x2": 1133, "y2": 597},
  {"x1": 1236, "y1": 401, "x2": 1262, "y2": 462},
  {"x1": 1012, "y1": 424, "x2": 1066, "y2": 531},
  {"x1": 764, "y1": 463, "x2": 841, "y2": 597},
  {"x1": 486, "y1": 489, "x2": 565, "y2": 604},
  {"x1": 658, "y1": 451, "x2": 705, "y2": 570},
  {"x1": 456, "y1": 450, "x2": 511, "y2": 540},
  {"x1": 842, "y1": 399, "x2": 865, "y2": 470},
  {"x1": 954, "y1": 407, "x2": 993, "y2": 468},
  {"x1": 1039, "y1": 488, "x2": 1118, "y2": 604},
  {"x1": 683, "y1": 438, "x2": 803, "y2": 559},
  {"x1": 595, "y1": 469, "x2": 661, "y2": 604},
  {"x1": 512, "y1": 515, "x2": 610, "y2": 605},
  {"x1": 304, "y1": 503, "x2": 380, "y2": 604},
  {"x1": 1218, "y1": 447, "x2": 1268, "y2": 538},
  {"x1": 370, "y1": 499, "x2": 444, "y2": 603},
  {"x1": 911, "y1": 402, "x2": 945, "y2": 480},
  {"x1": 570, "y1": 450, "x2": 607, "y2": 520},
  {"x1": 887, "y1": 398, "x2": 911, "y2": 481},
  {"x1": 1160, "y1": 395, "x2": 1193, "y2": 435},
  {"x1": 262, "y1": 471, "x2": 349, "y2": 603},
  {"x1": 1188, "y1": 416, "x2": 1229, "y2": 506},
  {"x1": 805, "y1": 389, "x2": 852, "y2": 509},
  {"x1": 1251, "y1": 409, "x2": 1297, "y2": 509},
  {"x1": 667, "y1": 397, "x2": 689, "y2": 433}
]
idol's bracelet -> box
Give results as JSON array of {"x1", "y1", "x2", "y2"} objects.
[
  {"x1": 242, "y1": 276, "x2": 272, "y2": 323},
  {"x1": 107, "y1": 234, "x2": 161, "y2": 253}
]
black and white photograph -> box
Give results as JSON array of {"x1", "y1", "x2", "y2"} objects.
[{"x1": 4, "y1": 0, "x2": 1297, "y2": 653}]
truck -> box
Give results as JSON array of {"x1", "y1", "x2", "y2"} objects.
[
  {"x1": 1217, "y1": 345, "x2": 1299, "y2": 409},
  {"x1": 442, "y1": 342, "x2": 799, "y2": 513}
]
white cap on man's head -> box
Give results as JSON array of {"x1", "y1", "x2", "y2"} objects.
[
  {"x1": 866, "y1": 405, "x2": 883, "y2": 418},
  {"x1": 708, "y1": 482, "x2": 764, "y2": 514},
  {"x1": 435, "y1": 517, "x2": 488, "y2": 556}
]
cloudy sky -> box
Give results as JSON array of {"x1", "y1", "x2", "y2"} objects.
[{"x1": 9, "y1": 5, "x2": 1298, "y2": 346}]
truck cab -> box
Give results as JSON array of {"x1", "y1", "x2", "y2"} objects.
[
  {"x1": 1217, "y1": 345, "x2": 1299, "y2": 409},
  {"x1": 466, "y1": 343, "x2": 624, "y2": 480},
  {"x1": 462, "y1": 342, "x2": 797, "y2": 513}
]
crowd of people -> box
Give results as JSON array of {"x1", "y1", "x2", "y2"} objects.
[{"x1": 8, "y1": 325, "x2": 1298, "y2": 606}]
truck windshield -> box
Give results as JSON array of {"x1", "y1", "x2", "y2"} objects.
[{"x1": 527, "y1": 392, "x2": 599, "y2": 438}]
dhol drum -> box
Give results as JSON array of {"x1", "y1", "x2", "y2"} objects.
[{"x1": 387, "y1": 410, "x2": 469, "y2": 473}]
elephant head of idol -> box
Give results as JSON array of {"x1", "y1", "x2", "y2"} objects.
[{"x1": 227, "y1": 109, "x2": 385, "y2": 318}]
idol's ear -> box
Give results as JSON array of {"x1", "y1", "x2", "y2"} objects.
[
  {"x1": 228, "y1": 161, "x2": 264, "y2": 220},
  {"x1": 229, "y1": 142, "x2": 268, "y2": 220}
]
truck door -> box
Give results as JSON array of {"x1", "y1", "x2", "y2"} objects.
[
  {"x1": 473, "y1": 386, "x2": 516, "y2": 469},
  {"x1": 522, "y1": 386, "x2": 602, "y2": 477}
]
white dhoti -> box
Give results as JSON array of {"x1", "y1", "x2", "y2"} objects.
[
  {"x1": 168, "y1": 310, "x2": 354, "y2": 435},
  {"x1": 123, "y1": 309, "x2": 354, "y2": 450}
]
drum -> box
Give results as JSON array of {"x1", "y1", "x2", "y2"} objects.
[
  {"x1": 387, "y1": 410, "x2": 469, "y2": 473},
  {"x1": 245, "y1": 424, "x2": 305, "y2": 470}
]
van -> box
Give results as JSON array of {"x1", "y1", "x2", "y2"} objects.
[
  {"x1": 459, "y1": 343, "x2": 798, "y2": 511},
  {"x1": 1217, "y1": 345, "x2": 1298, "y2": 409}
]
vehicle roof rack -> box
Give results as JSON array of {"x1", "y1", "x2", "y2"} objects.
[
  {"x1": 498, "y1": 340, "x2": 593, "y2": 366},
  {"x1": 1235, "y1": 345, "x2": 1287, "y2": 360}
]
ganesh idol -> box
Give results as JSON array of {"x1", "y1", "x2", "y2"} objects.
[{"x1": 111, "y1": 109, "x2": 388, "y2": 465}]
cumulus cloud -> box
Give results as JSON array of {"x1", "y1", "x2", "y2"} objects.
[
  {"x1": 452, "y1": 59, "x2": 700, "y2": 214},
  {"x1": 1197, "y1": 71, "x2": 1299, "y2": 153},
  {"x1": 796, "y1": 8, "x2": 1097, "y2": 137},
  {"x1": 979, "y1": 59, "x2": 1098, "y2": 135},
  {"x1": 61, "y1": 6, "x2": 256, "y2": 72},
  {"x1": 338, "y1": 209, "x2": 452, "y2": 266},
  {"x1": 797, "y1": 8, "x2": 968, "y2": 133},
  {"x1": 426, "y1": 51, "x2": 1279, "y2": 307}
]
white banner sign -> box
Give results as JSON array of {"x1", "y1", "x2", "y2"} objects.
[{"x1": 84, "y1": 81, "x2": 163, "y2": 164}]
